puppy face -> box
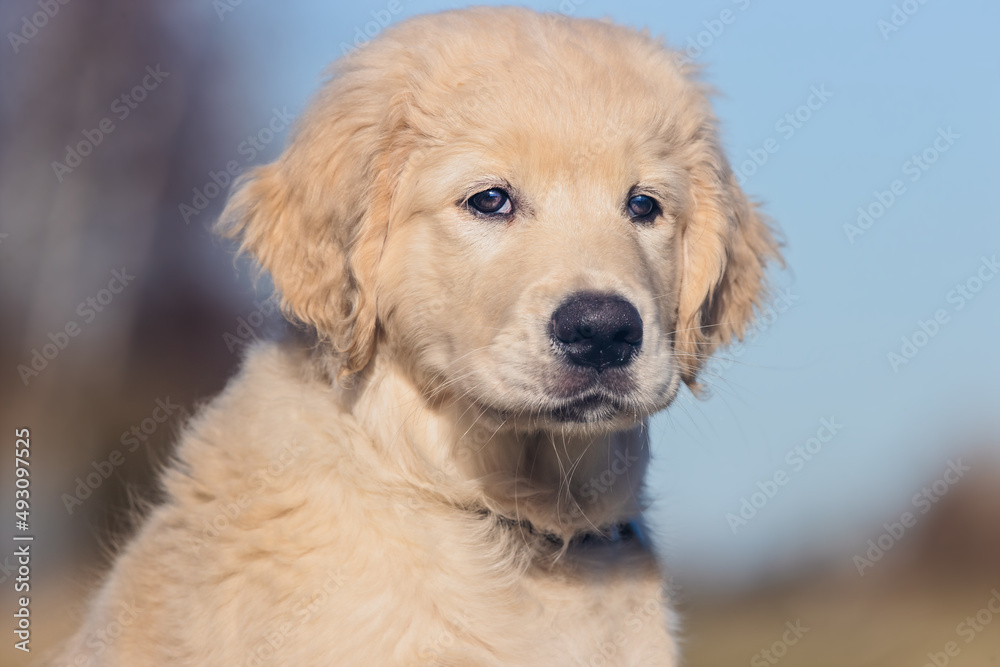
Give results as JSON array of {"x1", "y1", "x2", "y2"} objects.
[
  {"x1": 377, "y1": 97, "x2": 686, "y2": 431},
  {"x1": 218, "y1": 8, "x2": 780, "y2": 434}
]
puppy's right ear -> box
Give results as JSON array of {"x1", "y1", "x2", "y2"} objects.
[{"x1": 215, "y1": 61, "x2": 412, "y2": 376}]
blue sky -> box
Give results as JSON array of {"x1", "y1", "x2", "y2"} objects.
[{"x1": 212, "y1": 0, "x2": 1000, "y2": 587}]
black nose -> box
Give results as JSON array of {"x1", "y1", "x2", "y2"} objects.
[{"x1": 551, "y1": 293, "x2": 643, "y2": 370}]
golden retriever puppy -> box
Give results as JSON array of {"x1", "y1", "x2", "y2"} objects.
[{"x1": 58, "y1": 6, "x2": 779, "y2": 666}]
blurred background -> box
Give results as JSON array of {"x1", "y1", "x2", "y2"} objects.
[{"x1": 0, "y1": 0, "x2": 997, "y2": 665}]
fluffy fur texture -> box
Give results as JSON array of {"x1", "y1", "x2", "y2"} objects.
[{"x1": 57, "y1": 7, "x2": 780, "y2": 666}]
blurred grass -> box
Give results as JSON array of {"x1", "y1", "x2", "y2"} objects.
[{"x1": 683, "y1": 574, "x2": 1000, "y2": 666}]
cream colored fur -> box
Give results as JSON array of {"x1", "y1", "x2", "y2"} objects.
[{"x1": 56, "y1": 7, "x2": 779, "y2": 666}]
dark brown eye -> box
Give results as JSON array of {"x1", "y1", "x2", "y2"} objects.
[
  {"x1": 468, "y1": 188, "x2": 512, "y2": 216},
  {"x1": 627, "y1": 194, "x2": 658, "y2": 221}
]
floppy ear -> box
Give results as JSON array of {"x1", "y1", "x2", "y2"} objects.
[
  {"x1": 215, "y1": 61, "x2": 412, "y2": 377},
  {"x1": 674, "y1": 127, "x2": 782, "y2": 389}
]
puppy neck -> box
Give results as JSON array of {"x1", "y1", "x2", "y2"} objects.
[{"x1": 346, "y1": 354, "x2": 651, "y2": 541}]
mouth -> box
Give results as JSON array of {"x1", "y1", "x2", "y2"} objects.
[
  {"x1": 548, "y1": 391, "x2": 629, "y2": 423},
  {"x1": 471, "y1": 385, "x2": 636, "y2": 427},
  {"x1": 531, "y1": 359, "x2": 638, "y2": 422},
  {"x1": 459, "y1": 356, "x2": 669, "y2": 428}
]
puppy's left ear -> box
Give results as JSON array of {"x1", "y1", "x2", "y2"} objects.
[
  {"x1": 215, "y1": 55, "x2": 414, "y2": 377},
  {"x1": 674, "y1": 128, "x2": 783, "y2": 388}
]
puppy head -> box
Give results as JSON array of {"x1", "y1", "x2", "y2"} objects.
[{"x1": 218, "y1": 8, "x2": 780, "y2": 432}]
